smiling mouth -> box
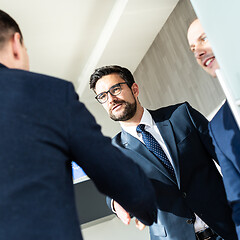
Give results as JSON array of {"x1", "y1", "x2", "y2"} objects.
[
  {"x1": 112, "y1": 103, "x2": 122, "y2": 111},
  {"x1": 204, "y1": 57, "x2": 215, "y2": 67}
]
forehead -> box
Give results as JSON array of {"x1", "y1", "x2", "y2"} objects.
[
  {"x1": 187, "y1": 20, "x2": 205, "y2": 45},
  {"x1": 95, "y1": 74, "x2": 124, "y2": 93}
]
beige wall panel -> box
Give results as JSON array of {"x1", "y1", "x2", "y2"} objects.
[{"x1": 134, "y1": 0, "x2": 225, "y2": 117}]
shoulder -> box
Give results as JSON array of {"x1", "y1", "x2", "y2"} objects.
[
  {"x1": 149, "y1": 102, "x2": 191, "y2": 121},
  {"x1": 209, "y1": 101, "x2": 240, "y2": 158},
  {"x1": 3, "y1": 68, "x2": 72, "y2": 89},
  {"x1": 21, "y1": 69, "x2": 75, "y2": 97},
  {"x1": 210, "y1": 101, "x2": 239, "y2": 135},
  {"x1": 27, "y1": 70, "x2": 72, "y2": 88},
  {"x1": 1, "y1": 68, "x2": 77, "y2": 106}
]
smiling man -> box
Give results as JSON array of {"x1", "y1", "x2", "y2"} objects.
[
  {"x1": 89, "y1": 65, "x2": 237, "y2": 240},
  {"x1": 187, "y1": 19, "x2": 240, "y2": 238},
  {"x1": 187, "y1": 19, "x2": 220, "y2": 78}
]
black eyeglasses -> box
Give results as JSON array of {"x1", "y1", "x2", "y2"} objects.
[{"x1": 95, "y1": 82, "x2": 127, "y2": 104}]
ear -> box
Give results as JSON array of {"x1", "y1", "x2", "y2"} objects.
[
  {"x1": 131, "y1": 83, "x2": 139, "y2": 97},
  {"x1": 11, "y1": 32, "x2": 22, "y2": 60}
]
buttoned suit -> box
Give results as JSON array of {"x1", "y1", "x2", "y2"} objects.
[
  {"x1": 209, "y1": 101, "x2": 240, "y2": 238},
  {"x1": 0, "y1": 64, "x2": 157, "y2": 240},
  {"x1": 109, "y1": 102, "x2": 237, "y2": 240}
]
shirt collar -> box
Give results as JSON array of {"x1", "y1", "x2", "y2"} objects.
[
  {"x1": 120, "y1": 108, "x2": 154, "y2": 136},
  {"x1": 140, "y1": 108, "x2": 154, "y2": 128}
]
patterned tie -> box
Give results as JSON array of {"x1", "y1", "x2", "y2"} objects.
[{"x1": 136, "y1": 124, "x2": 176, "y2": 179}]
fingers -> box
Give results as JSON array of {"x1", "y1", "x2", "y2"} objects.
[
  {"x1": 114, "y1": 201, "x2": 131, "y2": 225},
  {"x1": 135, "y1": 219, "x2": 146, "y2": 231},
  {"x1": 113, "y1": 201, "x2": 147, "y2": 229}
]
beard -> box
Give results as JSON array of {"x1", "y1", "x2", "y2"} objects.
[{"x1": 109, "y1": 99, "x2": 137, "y2": 121}]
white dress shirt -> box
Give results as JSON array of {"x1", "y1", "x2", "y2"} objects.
[{"x1": 120, "y1": 108, "x2": 208, "y2": 233}]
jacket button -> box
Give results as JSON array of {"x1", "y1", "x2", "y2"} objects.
[
  {"x1": 182, "y1": 192, "x2": 187, "y2": 198},
  {"x1": 186, "y1": 219, "x2": 194, "y2": 224}
]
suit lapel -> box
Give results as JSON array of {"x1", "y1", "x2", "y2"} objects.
[
  {"x1": 156, "y1": 120, "x2": 179, "y2": 178},
  {"x1": 152, "y1": 115, "x2": 180, "y2": 187},
  {"x1": 121, "y1": 130, "x2": 177, "y2": 184}
]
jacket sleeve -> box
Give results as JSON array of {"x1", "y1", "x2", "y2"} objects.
[
  {"x1": 185, "y1": 102, "x2": 218, "y2": 162},
  {"x1": 66, "y1": 83, "x2": 157, "y2": 225},
  {"x1": 208, "y1": 104, "x2": 240, "y2": 237}
]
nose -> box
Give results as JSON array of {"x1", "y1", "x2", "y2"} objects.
[
  {"x1": 107, "y1": 92, "x2": 118, "y2": 103},
  {"x1": 194, "y1": 46, "x2": 206, "y2": 59}
]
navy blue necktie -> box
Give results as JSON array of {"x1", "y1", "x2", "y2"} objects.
[{"x1": 136, "y1": 124, "x2": 176, "y2": 179}]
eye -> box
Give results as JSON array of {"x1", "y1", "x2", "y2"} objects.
[
  {"x1": 201, "y1": 36, "x2": 208, "y2": 42},
  {"x1": 98, "y1": 92, "x2": 107, "y2": 100},
  {"x1": 111, "y1": 86, "x2": 121, "y2": 94},
  {"x1": 190, "y1": 46, "x2": 195, "y2": 53}
]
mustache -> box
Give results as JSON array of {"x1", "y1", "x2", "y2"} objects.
[
  {"x1": 112, "y1": 99, "x2": 126, "y2": 105},
  {"x1": 201, "y1": 53, "x2": 214, "y2": 62},
  {"x1": 110, "y1": 100, "x2": 127, "y2": 112}
]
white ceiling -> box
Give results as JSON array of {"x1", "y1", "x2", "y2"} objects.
[{"x1": 1, "y1": 0, "x2": 178, "y2": 136}]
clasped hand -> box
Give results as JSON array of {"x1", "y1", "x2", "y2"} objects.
[{"x1": 113, "y1": 200, "x2": 146, "y2": 231}]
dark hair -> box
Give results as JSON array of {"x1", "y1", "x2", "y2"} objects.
[
  {"x1": 0, "y1": 10, "x2": 23, "y2": 50},
  {"x1": 89, "y1": 65, "x2": 135, "y2": 90}
]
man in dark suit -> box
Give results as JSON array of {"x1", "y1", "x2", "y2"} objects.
[
  {"x1": 0, "y1": 10, "x2": 158, "y2": 240},
  {"x1": 89, "y1": 65, "x2": 238, "y2": 240},
  {"x1": 187, "y1": 19, "x2": 240, "y2": 238}
]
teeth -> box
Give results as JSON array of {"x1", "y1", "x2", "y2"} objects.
[{"x1": 205, "y1": 58, "x2": 213, "y2": 66}]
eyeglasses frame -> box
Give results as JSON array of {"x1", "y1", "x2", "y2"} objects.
[{"x1": 95, "y1": 82, "x2": 127, "y2": 104}]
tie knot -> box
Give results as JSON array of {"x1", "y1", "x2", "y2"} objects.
[{"x1": 136, "y1": 124, "x2": 145, "y2": 133}]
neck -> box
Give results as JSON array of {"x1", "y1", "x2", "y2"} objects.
[
  {"x1": 0, "y1": 44, "x2": 15, "y2": 69},
  {"x1": 120, "y1": 104, "x2": 144, "y2": 128}
]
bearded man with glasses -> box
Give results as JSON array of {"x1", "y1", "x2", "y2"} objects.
[
  {"x1": 95, "y1": 81, "x2": 136, "y2": 121},
  {"x1": 89, "y1": 65, "x2": 237, "y2": 240}
]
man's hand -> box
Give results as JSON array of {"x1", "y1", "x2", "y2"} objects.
[
  {"x1": 113, "y1": 201, "x2": 146, "y2": 230},
  {"x1": 135, "y1": 219, "x2": 146, "y2": 231},
  {"x1": 113, "y1": 200, "x2": 131, "y2": 225}
]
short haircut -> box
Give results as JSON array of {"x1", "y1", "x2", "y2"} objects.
[
  {"x1": 0, "y1": 10, "x2": 23, "y2": 50},
  {"x1": 89, "y1": 65, "x2": 135, "y2": 90}
]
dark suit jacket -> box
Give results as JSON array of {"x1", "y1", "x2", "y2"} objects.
[
  {"x1": 0, "y1": 64, "x2": 157, "y2": 240},
  {"x1": 110, "y1": 102, "x2": 237, "y2": 240},
  {"x1": 209, "y1": 101, "x2": 240, "y2": 238}
]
